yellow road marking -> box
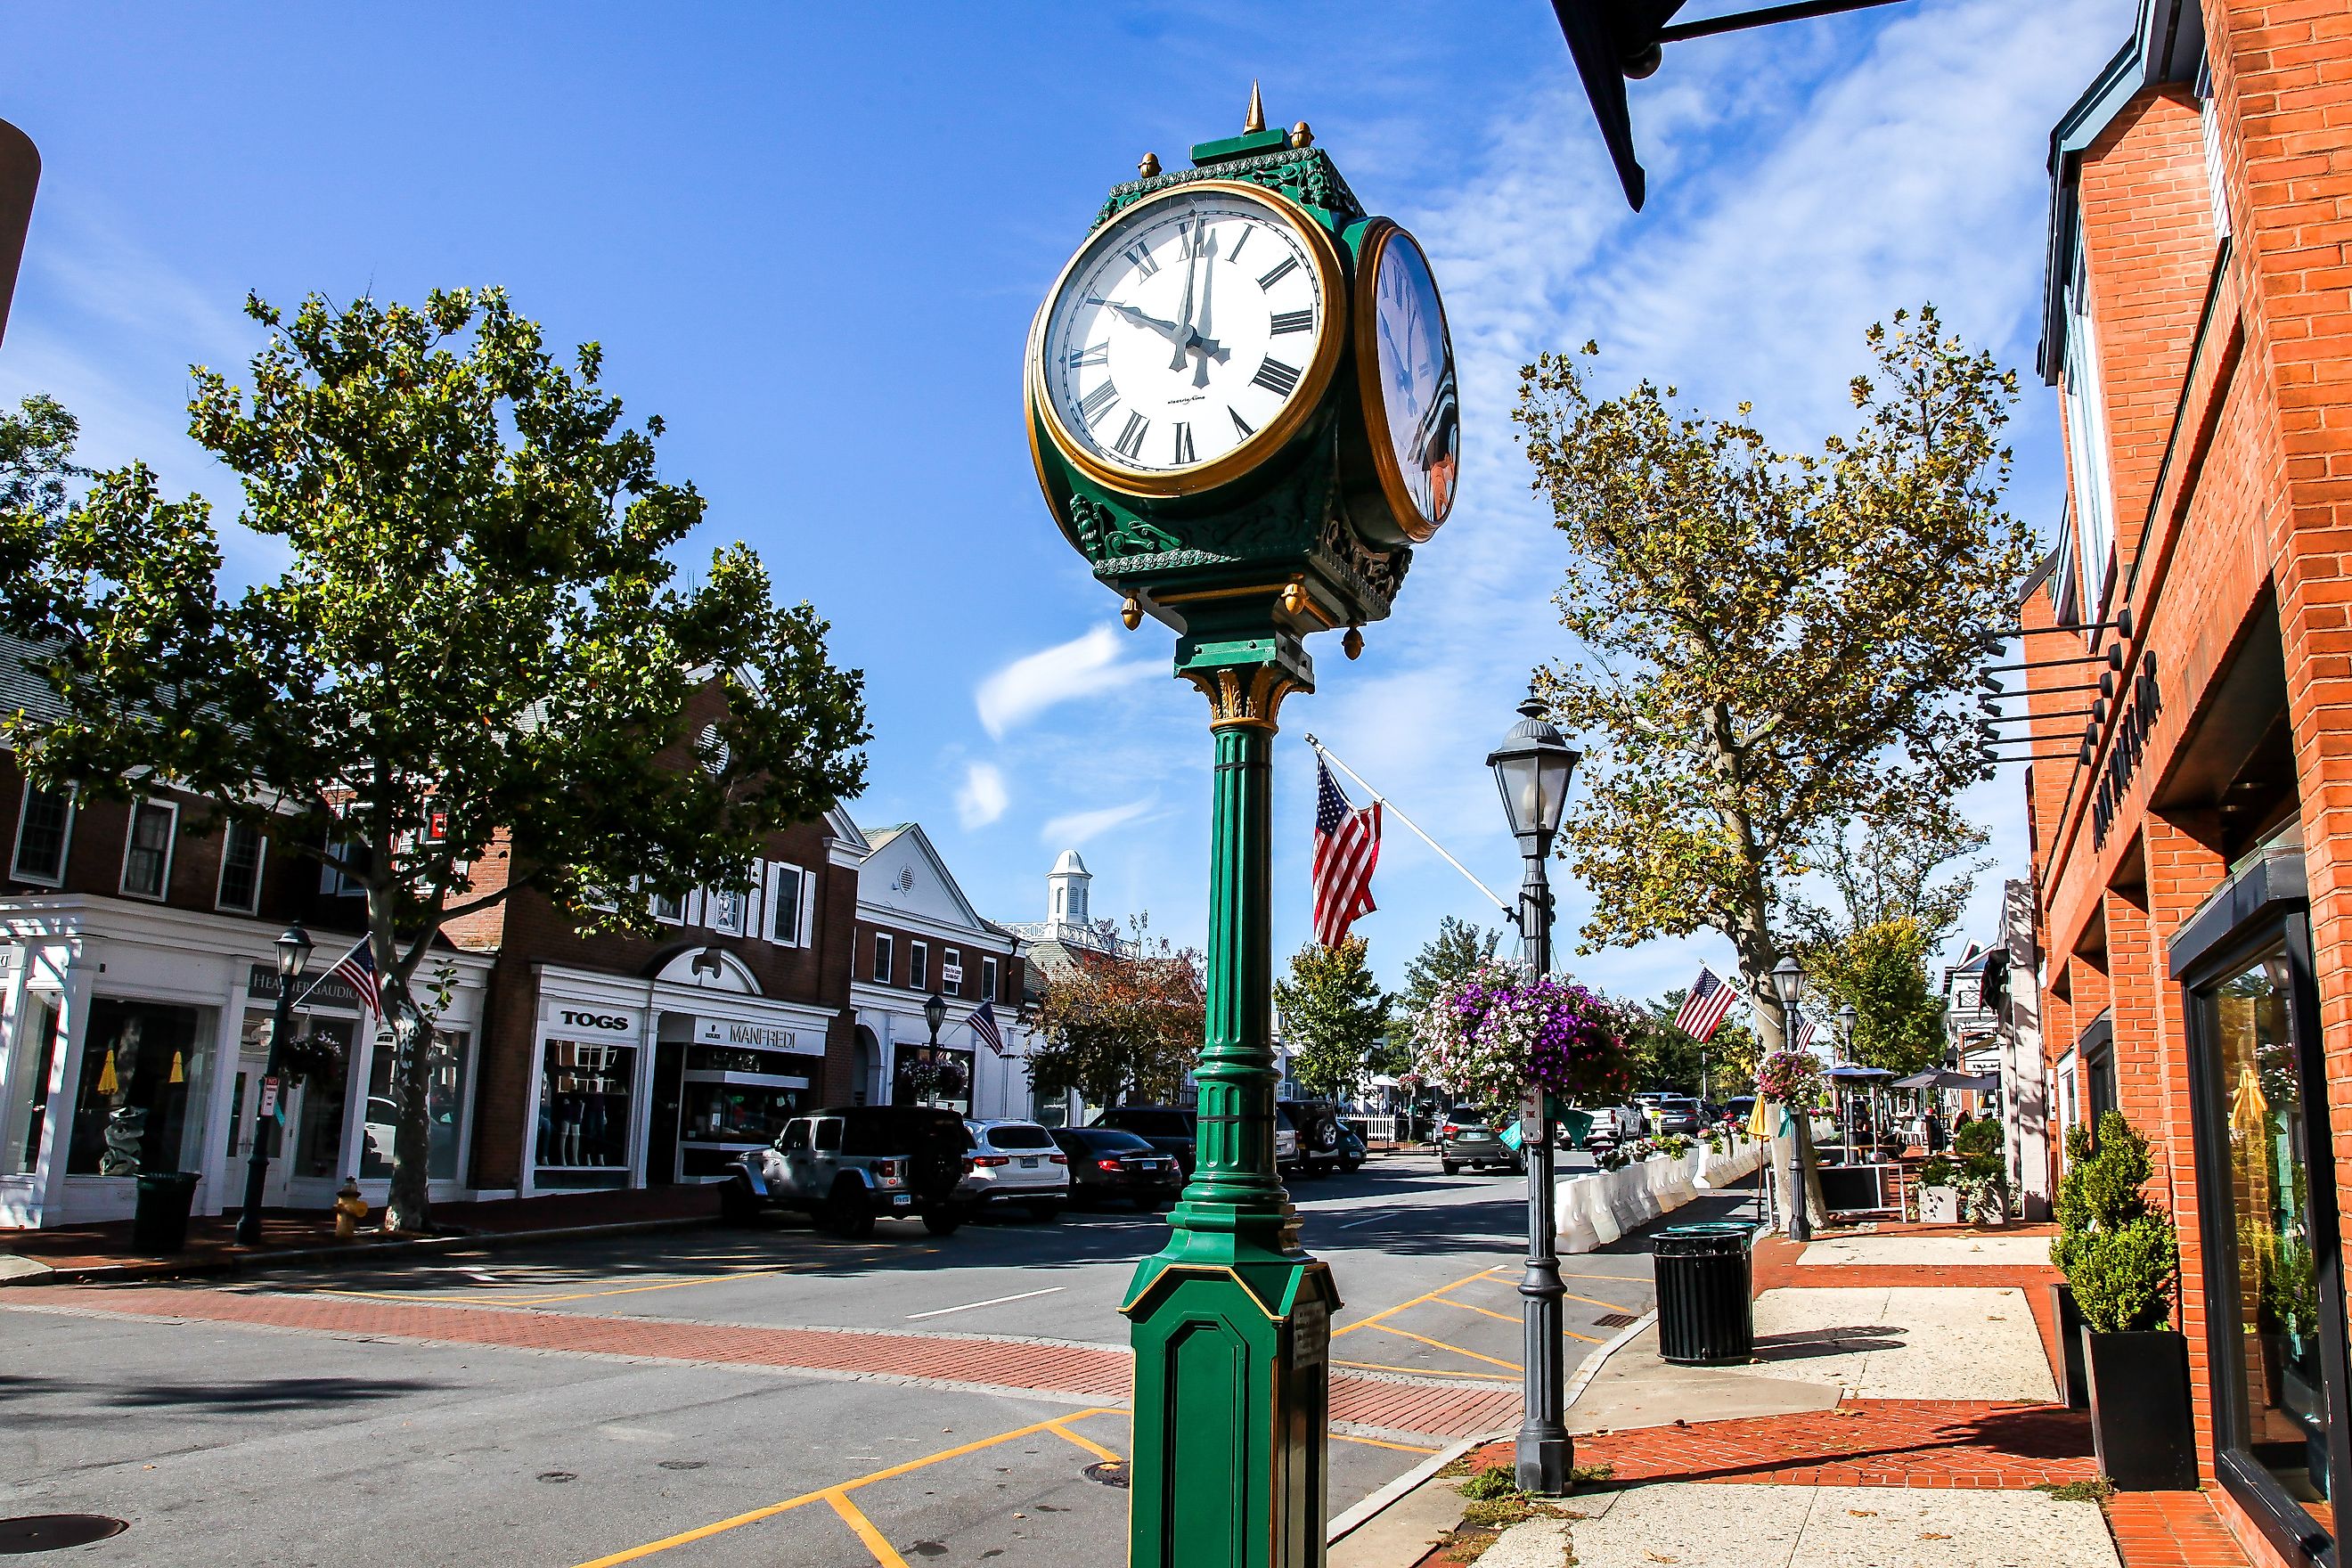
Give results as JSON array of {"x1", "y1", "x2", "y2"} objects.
[
  {"x1": 825, "y1": 1489, "x2": 911, "y2": 1568},
  {"x1": 569, "y1": 1406, "x2": 1118, "y2": 1567},
  {"x1": 1334, "y1": 1358, "x2": 1519, "y2": 1384},
  {"x1": 1563, "y1": 1291, "x2": 1635, "y2": 1313},
  {"x1": 1047, "y1": 1418, "x2": 1123, "y2": 1464},
  {"x1": 1331, "y1": 1261, "x2": 1508, "y2": 1340},
  {"x1": 1333, "y1": 1433, "x2": 1439, "y2": 1453},
  {"x1": 1438, "y1": 1299, "x2": 1522, "y2": 1324},
  {"x1": 1364, "y1": 1323, "x2": 1523, "y2": 1371},
  {"x1": 323, "y1": 1264, "x2": 803, "y2": 1308}
]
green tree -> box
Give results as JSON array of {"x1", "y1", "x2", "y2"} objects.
[
  {"x1": 1516, "y1": 307, "x2": 2032, "y2": 1047},
  {"x1": 0, "y1": 394, "x2": 81, "y2": 525},
  {"x1": 1627, "y1": 992, "x2": 1760, "y2": 1101},
  {"x1": 1275, "y1": 936, "x2": 1390, "y2": 1098},
  {"x1": 1799, "y1": 916, "x2": 1947, "y2": 1074},
  {"x1": 1026, "y1": 923, "x2": 1205, "y2": 1109},
  {"x1": 1400, "y1": 916, "x2": 1504, "y2": 1019},
  {"x1": 1790, "y1": 798, "x2": 1986, "y2": 957},
  {"x1": 0, "y1": 289, "x2": 870, "y2": 1233}
]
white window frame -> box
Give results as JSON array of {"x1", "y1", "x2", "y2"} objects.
[
  {"x1": 215, "y1": 817, "x2": 267, "y2": 915},
  {"x1": 943, "y1": 948, "x2": 962, "y2": 996},
  {"x1": 983, "y1": 955, "x2": 1000, "y2": 1002},
  {"x1": 650, "y1": 883, "x2": 686, "y2": 926},
  {"x1": 764, "y1": 861, "x2": 811, "y2": 948},
  {"x1": 118, "y1": 796, "x2": 179, "y2": 902},
  {"x1": 703, "y1": 881, "x2": 751, "y2": 937},
  {"x1": 2197, "y1": 57, "x2": 2231, "y2": 241},
  {"x1": 319, "y1": 837, "x2": 366, "y2": 898},
  {"x1": 2061, "y1": 234, "x2": 2119, "y2": 618},
  {"x1": 871, "y1": 932, "x2": 894, "y2": 986},
  {"x1": 910, "y1": 941, "x2": 929, "y2": 992},
  {"x1": 10, "y1": 784, "x2": 75, "y2": 886}
]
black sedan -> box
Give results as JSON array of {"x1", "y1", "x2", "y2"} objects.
[{"x1": 1051, "y1": 1126, "x2": 1184, "y2": 1209}]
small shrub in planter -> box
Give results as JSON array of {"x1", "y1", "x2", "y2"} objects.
[{"x1": 2052, "y1": 1111, "x2": 2196, "y2": 1490}]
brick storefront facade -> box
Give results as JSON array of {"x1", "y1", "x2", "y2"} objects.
[{"x1": 2020, "y1": 3, "x2": 2352, "y2": 1564}]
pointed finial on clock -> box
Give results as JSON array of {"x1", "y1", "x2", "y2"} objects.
[
  {"x1": 1245, "y1": 80, "x2": 1265, "y2": 134},
  {"x1": 1138, "y1": 151, "x2": 1161, "y2": 178}
]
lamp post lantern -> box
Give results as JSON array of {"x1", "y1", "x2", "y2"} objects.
[
  {"x1": 922, "y1": 990, "x2": 947, "y2": 1107},
  {"x1": 1769, "y1": 954, "x2": 1811, "y2": 1243},
  {"x1": 236, "y1": 923, "x2": 312, "y2": 1246},
  {"x1": 1486, "y1": 691, "x2": 1580, "y2": 1496}
]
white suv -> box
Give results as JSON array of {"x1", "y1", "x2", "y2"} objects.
[{"x1": 960, "y1": 1119, "x2": 1071, "y2": 1222}]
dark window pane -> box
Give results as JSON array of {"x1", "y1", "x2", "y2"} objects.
[
  {"x1": 12, "y1": 788, "x2": 70, "y2": 882},
  {"x1": 218, "y1": 820, "x2": 264, "y2": 912},
  {"x1": 121, "y1": 801, "x2": 174, "y2": 897}
]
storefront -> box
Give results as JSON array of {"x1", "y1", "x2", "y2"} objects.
[
  {"x1": 521, "y1": 953, "x2": 837, "y2": 1196},
  {"x1": 0, "y1": 897, "x2": 489, "y2": 1229}
]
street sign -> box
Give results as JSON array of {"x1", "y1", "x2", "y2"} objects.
[{"x1": 258, "y1": 1076, "x2": 280, "y2": 1119}]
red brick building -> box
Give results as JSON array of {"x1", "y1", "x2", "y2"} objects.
[{"x1": 2018, "y1": 2, "x2": 2352, "y2": 1561}]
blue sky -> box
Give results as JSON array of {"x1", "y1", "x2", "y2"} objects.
[{"x1": 3, "y1": 2, "x2": 2125, "y2": 1005}]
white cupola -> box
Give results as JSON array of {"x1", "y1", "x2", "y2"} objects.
[{"x1": 1048, "y1": 848, "x2": 1091, "y2": 927}]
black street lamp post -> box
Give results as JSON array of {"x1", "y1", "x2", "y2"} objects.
[
  {"x1": 922, "y1": 990, "x2": 947, "y2": 1107},
  {"x1": 236, "y1": 923, "x2": 312, "y2": 1246},
  {"x1": 1770, "y1": 954, "x2": 1811, "y2": 1244},
  {"x1": 1487, "y1": 693, "x2": 1580, "y2": 1496}
]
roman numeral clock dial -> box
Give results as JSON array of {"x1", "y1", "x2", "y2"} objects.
[{"x1": 1033, "y1": 181, "x2": 1344, "y2": 496}]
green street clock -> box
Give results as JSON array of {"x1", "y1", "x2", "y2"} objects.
[{"x1": 1027, "y1": 100, "x2": 1457, "y2": 1568}]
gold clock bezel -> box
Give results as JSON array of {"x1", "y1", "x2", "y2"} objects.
[
  {"x1": 1352, "y1": 219, "x2": 1457, "y2": 544},
  {"x1": 1029, "y1": 179, "x2": 1350, "y2": 500}
]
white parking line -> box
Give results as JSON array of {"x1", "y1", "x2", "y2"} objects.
[
  {"x1": 904, "y1": 1286, "x2": 1066, "y2": 1320},
  {"x1": 1338, "y1": 1215, "x2": 1386, "y2": 1229}
]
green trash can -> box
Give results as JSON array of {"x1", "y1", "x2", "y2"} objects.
[
  {"x1": 1653, "y1": 1222, "x2": 1753, "y2": 1365},
  {"x1": 130, "y1": 1171, "x2": 200, "y2": 1255}
]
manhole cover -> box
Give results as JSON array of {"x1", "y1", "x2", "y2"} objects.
[
  {"x1": 536, "y1": 1472, "x2": 576, "y2": 1483},
  {"x1": 0, "y1": 1515, "x2": 130, "y2": 1554},
  {"x1": 657, "y1": 1460, "x2": 706, "y2": 1472},
  {"x1": 1593, "y1": 1312, "x2": 1638, "y2": 1327},
  {"x1": 1083, "y1": 1461, "x2": 1129, "y2": 1489}
]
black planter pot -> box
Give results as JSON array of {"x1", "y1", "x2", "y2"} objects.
[
  {"x1": 2082, "y1": 1327, "x2": 2199, "y2": 1490},
  {"x1": 2050, "y1": 1283, "x2": 2089, "y2": 1410}
]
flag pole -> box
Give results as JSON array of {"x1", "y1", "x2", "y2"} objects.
[{"x1": 1301, "y1": 734, "x2": 1517, "y2": 923}]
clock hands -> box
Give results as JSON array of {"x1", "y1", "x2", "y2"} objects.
[
  {"x1": 1101, "y1": 300, "x2": 1188, "y2": 347},
  {"x1": 1183, "y1": 226, "x2": 1225, "y2": 388},
  {"x1": 1170, "y1": 220, "x2": 1201, "y2": 372}
]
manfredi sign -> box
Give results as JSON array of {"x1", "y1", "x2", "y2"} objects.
[
  {"x1": 692, "y1": 1017, "x2": 811, "y2": 1055},
  {"x1": 1025, "y1": 86, "x2": 1452, "y2": 1568}
]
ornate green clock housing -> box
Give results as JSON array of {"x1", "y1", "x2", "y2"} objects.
[{"x1": 1027, "y1": 97, "x2": 1456, "y2": 1568}]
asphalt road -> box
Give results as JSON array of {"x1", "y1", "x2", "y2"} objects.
[{"x1": 0, "y1": 1152, "x2": 1705, "y2": 1568}]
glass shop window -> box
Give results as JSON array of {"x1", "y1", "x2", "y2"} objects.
[
  {"x1": 4, "y1": 994, "x2": 61, "y2": 1175},
  {"x1": 359, "y1": 1028, "x2": 472, "y2": 1182},
  {"x1": 66, "y1": 999, "x2": 216, "y2": 1176},
  {"x1": 535, "y1": 1038, "x2": 637, "y2": 1188},
  {"x1": 290, "y1": 1017, "x2": 358, "y2": 1180}
]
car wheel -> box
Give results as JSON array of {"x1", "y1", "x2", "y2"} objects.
[
  {"x1": 719, "y1": 1179, "x2": 761, "y2": 1227},
  {"x1": 1028, "y1": 1202, "x2": 1063, "y2": 1224},
  {"x1": 922, "y1": 1210, "x2": 962, "y2": 1237},
  {"x1": 1441, "y1": 1160, "x2": 1460, "y2": 1175},
  {"x1": 824, "y1": 1181, "x2": 876, "y2": 1239}
]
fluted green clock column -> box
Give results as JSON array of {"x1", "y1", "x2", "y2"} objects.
[{"x1": 1124, "y1": 613, "x2": 1336, "y2": 1568}]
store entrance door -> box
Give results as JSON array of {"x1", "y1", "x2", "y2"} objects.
[
  {"x1": 216, "y1": 1042, "x2": 293, "y2": 1212},
  {"x1": 647, "y1": 1040, "x2": 685, "y2": 1186}
]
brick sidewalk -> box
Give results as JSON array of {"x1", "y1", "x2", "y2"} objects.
[
  {"x1": 1573, "y1": 1399, "x2": 2097, "y2": 1489},
  {"x1": 23, "y1": 1283, "x2": 1519, "y2": 1441}
]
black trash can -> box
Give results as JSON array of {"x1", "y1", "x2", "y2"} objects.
[
  {"x1": 130, "y1": 1171, "x2": 200, "y2": 1255},
  {"x1": 1653, "y1": 1222, "x2": 1754, "y2": 1365}
]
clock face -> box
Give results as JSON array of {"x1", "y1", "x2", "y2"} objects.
[
  {"x1": 1362, "y1": 226, "x2": 1458, "y2": 537},
  {"x1": 1039, "y1": 184, "x2": 1336, "y2": 486}
]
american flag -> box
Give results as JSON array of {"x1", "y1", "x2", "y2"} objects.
[
  {"x1": 299, "y1": 936, "x2": 380, "y2": 1020},
  {"x1": 1311, "y1": 759, "x2": 1382, "y2": 948},
  {"x1": 1795, "y1": 1012, "x2": 1817, "y2": 1051},
  {"x1": 967, "y1": 999, "x2": 1006, "y2": 1058},
  {"x1": 1672, "y1": 966, "x2": 1738, "y2": 1041}
]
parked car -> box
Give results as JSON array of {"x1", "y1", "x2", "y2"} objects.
[
  {"x1": 1333, "y1": 1120, "x2": 1367, "y2": 1173},
  {"x1": 722, "y1": 1105, "x2": 969, "y2": 1237},
  {"x1": 959, "y1": 1118, "x2": 1071, "y2": 1221},
  {"x1": 1582, "y1": 1102, "x2": 1646, "y2": 1150},
  {"x1": 1278, "y1": 1098, "x2": 1351, "y2": 1178},
  {"x1": 1652, "y1": 1097, "x2": 1705, "y2": 1136},
  {"x1": 1094, "y1": 1104, "x2": 1295, "y2": 1175},
  {"x1": 1053, "y1": 1126, "x2": 1183, "y2": 1209},
  {"x1": 1723, "y1": 1095, "x2": 1757, "y2": 1129},
  {"x1": 1439, "y1": 1107, "x2": 1525, "y2": 1175},
  {"x1": 1634, "y1": 1090, "x2": 1673, "y2": 1131}
]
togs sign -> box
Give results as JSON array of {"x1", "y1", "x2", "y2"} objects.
[{"x1": 551, "y1": 1007, "x2": 639, "y2": 1035}]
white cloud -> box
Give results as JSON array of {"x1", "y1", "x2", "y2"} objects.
[
  {"x1": 956, "y1": 760, "x2": 1009, "y2": 829},
  {"x1": 974, "y1": 625, "x2": 1161, "y2": 739},
  {"x1": 1041, "y1": 796, "x2": 1156, "y2": 849}
]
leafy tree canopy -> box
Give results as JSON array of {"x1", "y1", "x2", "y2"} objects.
[
  {"x1": 1275, "y1": 935, "x2": 1390, "y2": 1099},
  {"x1": 1026, "y1": 919, "x2": 1204, "y2": 1110},
  {"x1": 1400, "y1": 915, "x2": 1505, "y2": 1019},
  {"x1": 1516, "y1": 306, "x2": 2032, "y2": 1047},
  {"x1": 0, "y1": 289, "x2": 870, "y2": 1231},
  {"x1": 1798, "y1": 916, "x2": 1948, "y2": 1076},
  {"x1": 1625, "y1": 990, "x2": 1760, "y2": 1101},
  {"x1": 1788, "y1": 796, "x2": 1987, "y2": 957}
]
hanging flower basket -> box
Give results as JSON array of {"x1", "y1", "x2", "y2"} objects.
[
  {"x1": 1753, "y1": 1048, "x2": 1824, "y2": 1107},
  {"x1": 1409, "y1": 962, "x2": 1631, "y2": 1116}
]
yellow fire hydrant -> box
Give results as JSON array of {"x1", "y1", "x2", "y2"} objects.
[{"x1": 333, "y1": 1176, "x2": 369, "y2": 1241}]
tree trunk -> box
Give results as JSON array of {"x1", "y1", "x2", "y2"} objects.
[{"x1": 372, "y1": 889, "x2": 435, "y2": 1236}]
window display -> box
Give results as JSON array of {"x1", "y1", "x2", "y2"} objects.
[
  {"x1": 536, "y1": 1038, "x2": 637, "y2": 1188},
  {"x1": 291, "y1": 1017, "x2": 358, "y2": 1180},
  {"x1": 4, "y1": 994, "x2": 60, "y2": 1175},
  {"x1": 360, "y1": 1028, "x2": 471, "y2": 1181},
  {"x1": 67, "y1": 1000, "x2": 215, "y2": 1176}
]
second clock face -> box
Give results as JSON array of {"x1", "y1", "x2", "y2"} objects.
[{"x1": 1040, "y1": 184, "x2": 1335, "y2": 483}]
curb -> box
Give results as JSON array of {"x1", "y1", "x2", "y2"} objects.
[
  {"x1": 1327, "y1": 1425, "x2": 1513, "y2": 1547},
  {"x1": 0, "y1": 1213, "x2": 721, "y2": 1287},
  {"x1": 1564, "y1": 1307, "x2": 1658, "y2": 1411}
]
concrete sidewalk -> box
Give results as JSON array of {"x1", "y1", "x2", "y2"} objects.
[{"x1": 1333, "y1": 1223, "x2": 2254, "y2": 1568}]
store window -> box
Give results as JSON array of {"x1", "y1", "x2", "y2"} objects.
[
  {"x1": 119, "y1": 798, "x2": 177, "y2": 900},
  {"x1": 872, "y1": 934, "x2": 894, "y2": 985},
  {"x1": 676, "y1": 1041, "x2": 806, "y2": 1179},
  {"x1": 536, "y1": 1037, "x2": 637, "y2": 1188},
  {"x1": 894, "y1": 1045, "x2": 974, "y2": 1117},
  {"x1": 290, "y1": 1017, "x2": 359, "y2": 1180},
  {"x1": 11, "y1": 786, "x2": 72, "y2": 885},
  {"x1": 216, "y1": 819, "x2": 266, "y2": 914},
  {"x1": 359, "y1": 1028, "x2": 471, "y2": 1182},
  {"x1": 66, "y1": 999, "x2": 215, "y2": 1176},
  {"x1": 4, "y1": 994, "x2": 61, "y2": 1175}
]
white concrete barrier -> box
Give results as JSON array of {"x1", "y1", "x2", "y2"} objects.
[{"x1": 1556, "y1": 1139, "x2": 1765, "y2": 1254}]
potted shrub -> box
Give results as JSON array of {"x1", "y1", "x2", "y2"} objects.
[
  {"x1": 2051, "y1": 1110, "x2": 2196, "y2": 1489},
  {"x1": 1915, "y1": 1155, "x2": 1963, "y2": 1224},
  {"x1": 1951, "y1": 1116, "x2": 2009, "y2": 1226}
]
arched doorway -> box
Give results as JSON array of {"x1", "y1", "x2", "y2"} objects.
[{"x1": 853, "y1": 1026, "x2": 880, "y2": 1107}]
